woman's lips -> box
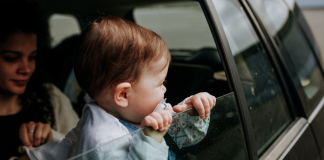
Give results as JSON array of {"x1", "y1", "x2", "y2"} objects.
[{"x1": 12, "y1": 80, "x2": 28, "y2": 86}]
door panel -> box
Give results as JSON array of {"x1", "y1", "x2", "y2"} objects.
[
  {"x1": 283, "y1": 127, "x2": 320, "y2": 160},
  {"x1": 310, "y1": 101, "x2": 324, "y2": 159}
]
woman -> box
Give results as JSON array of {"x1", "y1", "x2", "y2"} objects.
[{"x1": 0, "y1": 2, "x2": 79, "y2": 160}]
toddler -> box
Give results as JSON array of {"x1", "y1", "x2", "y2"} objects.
[{"x1": 21, "y1": 16, "x2": 215, "y2": 160}]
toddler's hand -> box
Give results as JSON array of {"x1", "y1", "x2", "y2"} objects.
[
  {"x1": 140, "y1": 108, "x2": 173, "y2": 143},
  {"x1": 173, "y1": 92, "x2": 216, "y2": 119}
]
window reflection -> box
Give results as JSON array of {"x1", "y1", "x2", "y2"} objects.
[
  {"x1": 249, "y1": 0, "x2": 324, "y2": 115},
  {"x1": 212, "y1": 0, "x2": 291, "y2": 155}
]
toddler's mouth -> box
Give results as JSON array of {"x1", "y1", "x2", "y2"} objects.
[{"x1": 153, "y1": 98, "x2": 168, "y2": 112}]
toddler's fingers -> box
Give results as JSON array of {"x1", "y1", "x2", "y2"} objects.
[
  {"x1": 155, "y1": 110, "x2": 170, "y2": 130},
  {"x1": 213, "y1": 96, "x2": 216, "y2": 106},
  {"x1": 208, "y1": 96, "x2": 216, "y2": 111},
  {"x1": 207, "y1": 96, "x2": 214, "y2": 107},
  {"x1": 201, "y1": 97, "x2": 210, "y2": 119},
  {"x1": 150, "y1": 112, "x2": 164, "y2": 131},
  {"x1": 192, "y1": 96, "x2": 205, "y2": 119},
  {"x1": 141, "y1": 116, "x2": 158, "y2": 130},
  {"x1": 172, "y1": 103, "x2": 192, "y2": 112},
  {"x1": 166, "y1": 108, "x2": 173, "y2": 125}
]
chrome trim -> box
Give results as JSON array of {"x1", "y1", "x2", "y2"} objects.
[
  {"x1": 308, "y1": 96, "x2": 324, "y2": 123},
  {"x1": 278, "y1": 120, "x2": 309, "y2": 160},
  {"x1": 260, "y1": 118, "x2": 307, "y2": 160}
]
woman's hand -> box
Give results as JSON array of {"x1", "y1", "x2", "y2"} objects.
[
  {"x1": 18, "y1": 121, "x2": 53, "y2": 152},
  {"x1": 173, "y1": 92, "x2": 216, "y2": 119},
  {"x1": 140, "y1": 108, "x2": 173, "y2": 143}
]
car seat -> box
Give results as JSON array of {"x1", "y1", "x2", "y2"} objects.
[
  {"x1": 165, "y1": 63, "x2": 215, "y2": 105},
  {"x1": 171, "y1": 48, "x2": 223, "y2": 72},
  {"x1": 45, "y1": 35, "x2": 80, "y2": 91}
]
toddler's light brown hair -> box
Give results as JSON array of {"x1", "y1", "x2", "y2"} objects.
[{"x1": 74, "y1": 16, "x2": 171, "y2": 98}]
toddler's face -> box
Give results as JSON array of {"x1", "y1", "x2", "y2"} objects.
[{"x1": 127, "y1": 57, "x2": 168, "y2": 123}]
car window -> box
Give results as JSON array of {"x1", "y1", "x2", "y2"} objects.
[
  {"x1": 248, "y1": 0, "x2": 324, "y2": 116},
  {"x1": 47, "y1": 13, "x2": 84, "y2": 117},
  {"x1": 134, "y1": 2, "x2": 215, "y2": 51},
  {"x1": 133, "y1": 1, "x2": 248, "y2": 159},
  {"x1": 49, "y1": 13, "x2": 81, "y2": 47},
  {"x1": 211, "y1": 0, "x2": 292, "y2": 156}
]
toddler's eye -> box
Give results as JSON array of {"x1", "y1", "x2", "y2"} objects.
[{"x1": 163, "y1": 80, "x2": 167, "y2": 85}]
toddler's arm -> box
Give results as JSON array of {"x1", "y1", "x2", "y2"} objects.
[{"x1": 126, "y1": 108, "x2": 173, "y2": 160}]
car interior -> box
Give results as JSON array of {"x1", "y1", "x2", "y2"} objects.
[
  {"x1": 9, "y1": 0, "x2": 245, "y2": 159},
  {"x1": 36, "y1": 1, "x2": 232, "y2": 117},
  {"x1": 3, "y1": 0, "x2": 324, "y2": 159}
]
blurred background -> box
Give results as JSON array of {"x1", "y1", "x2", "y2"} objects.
[{"x1": 297, "y1": 0, "x2": 324, "y2": 64}]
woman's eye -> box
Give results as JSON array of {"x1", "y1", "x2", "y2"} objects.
[
  {"x1": 4, "y1": 57, "x2": 18, "y2": 62},
  {"x1": 28, "y1": 56, "x2": 36, "y2": 61}
]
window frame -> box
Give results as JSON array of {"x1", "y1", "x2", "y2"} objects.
[
  {"x1": 202, "y1": 0, "x2": 258, "y2": 159},
  {"x1": 289, "y1": 2, "x2": 322, "y2": 61}
]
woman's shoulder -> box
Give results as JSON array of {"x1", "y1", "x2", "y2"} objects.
[
  {"x1": 43, "y1": 83, "x2": 80, "y2": 138},
  {"x1": 43, "y1": 83, "x2": 64, "y2": 96},
  {"x1": 43, "y1": 83, "x2": 71, "y2": 107}
]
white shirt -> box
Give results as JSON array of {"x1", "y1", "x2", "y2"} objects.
[{"x1": 26, "y1": 102, "x2": 169, "y2": 160}]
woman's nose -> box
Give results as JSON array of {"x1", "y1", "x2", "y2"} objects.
[{"x1": 17, "y1": 60, "x2": 32, "y2": 75}]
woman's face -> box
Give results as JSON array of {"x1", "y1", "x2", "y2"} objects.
[{"x1": 0, "y1": 32, "x2": 37, "y2": 95}]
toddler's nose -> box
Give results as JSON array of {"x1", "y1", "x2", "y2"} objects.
[{"x1": 162, "y1": 85, "x2": 167, "y2": 92}]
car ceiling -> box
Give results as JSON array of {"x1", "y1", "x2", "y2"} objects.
[{"x1": 29, "y1": 0, "x2": 191, "y2": 16}]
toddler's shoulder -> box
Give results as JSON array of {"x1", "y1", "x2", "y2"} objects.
[{"x1": 78, "y1": 103, "x2": 130, "y2": 149}]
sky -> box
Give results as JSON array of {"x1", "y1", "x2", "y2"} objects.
[{"x1": 296, "y1": 0, "x2": 324, "y2": 8}]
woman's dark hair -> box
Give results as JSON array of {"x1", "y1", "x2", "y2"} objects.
[{"x1": 0, "y1": 1, "x2": 55, "y2": 127}]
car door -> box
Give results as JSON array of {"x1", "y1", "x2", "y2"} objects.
[
  {"x1": 64, "y1": 0, "x2": 324, "y2": 159},
  {"x1": 204, "y1": 0, "x2": 324, "y2": 159}
]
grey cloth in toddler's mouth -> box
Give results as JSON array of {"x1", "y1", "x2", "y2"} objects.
[{"x1": 153, "y1": 98, "x2": 169, "y2": 112}]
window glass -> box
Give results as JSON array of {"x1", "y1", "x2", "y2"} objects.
[
  {"x1": 248, "y1": 0, "x2": 324, "y2": 116},
  {"x1": 211, "y1": 0, "x2": 292, "y2": 155},
  {"x1": 134, "y1": 2, "x2": 215, "y2": 51},
  {"x1": 49, "y1": 14, "x2": 81, "y2": 47}
]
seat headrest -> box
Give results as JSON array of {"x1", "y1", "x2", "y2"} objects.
[
  {"x1": 171, "y1": 48, "x2": 223, "y2": 72},
  {"x1": 165, "y1": 63, "x2": 214, "y2": 105}
]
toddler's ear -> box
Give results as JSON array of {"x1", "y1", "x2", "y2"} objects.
[{"x1": 114, "y1": 82, "x2": 131, "y2": 108}]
